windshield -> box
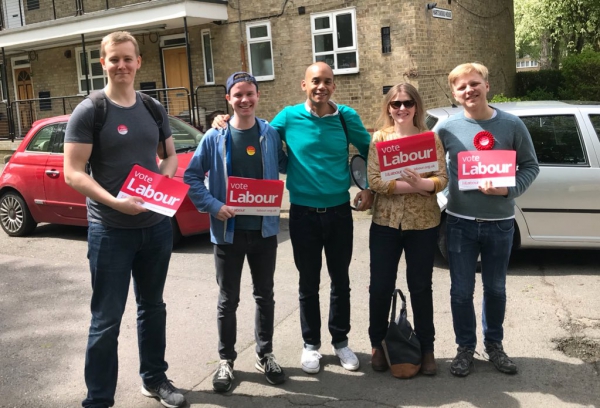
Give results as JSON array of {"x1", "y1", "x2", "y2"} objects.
[{"x1": 168, "y1": 117, "x2": 204, "y2": 151}]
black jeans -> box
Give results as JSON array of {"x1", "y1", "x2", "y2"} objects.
[
  {"x1": 215, "y1": 230, "x2": 278, "y2": 361},
  {"x1": 289, "y1": 203, "x2": 353, "y2": 349},
  {"x1": 368, "y1": 222, "x2": 438, "y2": 352}
]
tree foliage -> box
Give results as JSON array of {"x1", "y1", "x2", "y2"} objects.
[{"x1": 515, "y1": 0, "x2": 600, "y2": 66}]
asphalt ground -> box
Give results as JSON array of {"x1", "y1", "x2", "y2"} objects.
[{"x1": 0, "y1": 167, "x2": 599, "y2": 407}]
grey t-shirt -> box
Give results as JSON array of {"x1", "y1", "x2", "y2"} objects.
[{"x1": 64, "y1": 92, "x2": 172, "y2": 228}]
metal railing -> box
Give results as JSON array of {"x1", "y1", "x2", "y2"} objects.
[{"x1": 0, "y1": 86, "x2": 222, "y2": 140}]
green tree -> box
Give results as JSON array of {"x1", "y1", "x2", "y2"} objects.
[{"x1": 515, "y1": 0, "x2": 600, "y2": 68}]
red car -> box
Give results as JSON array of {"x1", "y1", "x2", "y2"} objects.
[{"x1": 0, "y1": 115, "x2": 209, "y2": 245}]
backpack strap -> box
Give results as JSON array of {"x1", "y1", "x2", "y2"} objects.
[
  {"x1": 339, "y1": 109, "x2": 350, "y2": 156},
  {"x1": 86, "y1": 90, "x2": 168, "y2": 159},
  {"x1": 138, "y1": 91, "x2": 168, "y2": 159}
]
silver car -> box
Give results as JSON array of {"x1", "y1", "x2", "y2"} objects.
[{"x1": 427, "y1": 101, "x2": 600, "y2": 259}]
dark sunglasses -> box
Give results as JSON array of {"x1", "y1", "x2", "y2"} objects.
[{"x1": 389, "y1": 100, "x2": 416, "y2": 109}]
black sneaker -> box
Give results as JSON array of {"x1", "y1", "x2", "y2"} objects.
[
  {"x1": 255, "y1": 353, "x2": 286, "y2": 385},
  {"x1": 212, "y1": 360, "x2": 234, "y2": 393},
  {"x1": 450, "y1": 346, "x2": 475, "y2": 377},
  {"x1": 141, "y1": 379, "x2": 186, "y2": 408},
  {"x1": 484, "y1": 342, "x2": 518, "y2": 374}
]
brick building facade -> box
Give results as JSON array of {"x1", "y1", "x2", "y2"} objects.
[{"x1": 0, "y1": 0, "x2": 515, "y2": 137}]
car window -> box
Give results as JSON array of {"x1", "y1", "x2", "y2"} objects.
[
  {"x1": 168, "y1": 117, "x2": 204, "y2": 151},
  {"x1": 589, "y1": 114, "x2": 600, "y2": 142},
  {"x1": 51, "y1": 124, "x2": 67, "y2": 154},
  {"x1": 25, "y1": 124, "x2": 60, "y2": 153},
  {"x1": 425, "y1": 114, "x2": 439, "y2": 130},
  {"x1": 520, "y1": 115, "x2": 587, "y2": 166}
]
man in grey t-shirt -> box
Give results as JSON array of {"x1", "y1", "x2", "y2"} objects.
[{"x1": 64, "y1": 31, "x2": 185, "y2": 408}]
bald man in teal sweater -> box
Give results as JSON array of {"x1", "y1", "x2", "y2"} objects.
[{"x1": 270, "y1": 62, "x2": 372, "y2": 374}]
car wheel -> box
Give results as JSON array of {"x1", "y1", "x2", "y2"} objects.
[
  {"x1": 171, "y1": 217, "x2": 182, "y2": 247},
  {"x1": 0, "y1": 192, "x2": 37, "y2": 237}
]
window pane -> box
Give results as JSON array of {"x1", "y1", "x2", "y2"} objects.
[
  {"x1": 315, "y1": 54, "x2": 334, "y2": 69},
  {"x1": 203, "y1": 34, "x2": 214, "y2": 83},
  {"x1": 80, "y1": 79, "x2": 90, "y2": 92},
  {"x1": 336, "y1": 13, "x2": 353, "y2": 48},
  {"x1": 249, "y1": 25, "x2": 268, "y2": 39},
  {"x1": 522, "y1": 115, "x2": 586, "y2": 165},
  {"x1": 90, "y1": 50, "x2": 100, "y2": 59},
  {"x1": 26, "y1": 126, "x2": 54, "y2": 152},
  {"x1": 315, "y1": 34, "x2": 334, "y2": 53},
  {"x1": 92, "y1": 78, "x2": 105, "y2": 90},
  {"x1": 91, "y1": 62, "x2": 103, "y2": 76},
  {"x1": 249, "y1": 42, "x2": 273, "y2": 77},
  {"x1": 314, "y1": 16, "x2": 330, "y2": 30},
  {"x1": 337, "y1": 52, "x2": 357, "y2": 69}
]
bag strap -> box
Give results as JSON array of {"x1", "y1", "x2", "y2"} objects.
[
  {"x1": 139, "y1": 92, "x2": 168, "y2": 159},
  {"x1": 389, "y1": 288, "x2": 408, "y2": 322},
  {"x1": 339, "y1": 110, "x2": 349, "y2": 155}
]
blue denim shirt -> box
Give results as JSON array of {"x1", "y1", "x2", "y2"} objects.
[{"x1": 184, "y1": 118, "x2": 287, "y2": 244}]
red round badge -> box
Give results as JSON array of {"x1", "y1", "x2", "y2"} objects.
[
  {"x1": 117, "y1": 125, "x2": 128, "y2": 135},
  {"x1": 473, "y1": 131, "x2": 495, "y2": 150},
  {"x1": 246, "y1": 146, "x2": 256, "y2": 156}
]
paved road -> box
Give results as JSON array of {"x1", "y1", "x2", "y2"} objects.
[{"x1": 0, "y1": 211, "x2": 599, "y2": 408}]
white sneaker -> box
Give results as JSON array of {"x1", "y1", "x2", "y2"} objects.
[
  {"x1": 301, "y1": 348, "x2": 322, "y2": 374},
  {"x1": 333, "y1": 346, "x2": 360, "y2": 371}
]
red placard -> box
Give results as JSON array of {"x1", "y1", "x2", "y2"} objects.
[
  {"x1": 117, "y1": 165, "x2": 190, "y2": 217},
  {"x1": 226, "y1": 176, "x2": 285, "y2": 215},
  {"x1": 458, "y1": 150, "x2": 516, "y2": 190},
  {"x1": 376, "y1": 131, "x2": 438, "y2": 181}
]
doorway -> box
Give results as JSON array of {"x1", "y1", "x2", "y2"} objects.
[{"x1": 162, "y1": 47, "x2": 190, "y2": 119}]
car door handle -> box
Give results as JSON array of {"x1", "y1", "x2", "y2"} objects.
[{"x1": 45, "y1": 170, "x2": 60, "y2": 178}]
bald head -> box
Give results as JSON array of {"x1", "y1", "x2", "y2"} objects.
[{"x1": 305, "y1": 62, "x2": 334, "y2": 80}]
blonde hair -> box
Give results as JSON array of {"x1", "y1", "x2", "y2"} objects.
[
  {"x1": 448, "y1": 62, "x2": 488, "y2": 90},
  {"x1": 100, "y1": 31, "x2": 140, "y2": 58},
  {"x1": 376, "y1": 83, "x2": 427, "y2": 132}
]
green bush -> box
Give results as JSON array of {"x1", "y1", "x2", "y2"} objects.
[
  {"x1": 524, "y1": 87, "x2": 556, "y2": 101},
  {"x1": 490, "y1": 93, "x2": 521, "y2": 102},
  {"x1": 560, "y1": 51, "x2": 600, "y2": 101},
  {"x1": 515, "y1": 70, "x2": 564, "y2": 98}
]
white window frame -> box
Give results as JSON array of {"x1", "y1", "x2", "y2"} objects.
[
  {"x1": 310, "y1": 8, "x2": 359, "y2": 75},
  {"x1": 201, "y1": 29, "x2": 215, "y2": 85},
  {"x1": 246, "y1": 21, "x2": 275, "y2": 81},
  {"x1": 75, "y1": 47, "x2": 107, "y2": 94}
]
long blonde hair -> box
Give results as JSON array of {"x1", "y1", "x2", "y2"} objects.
[{"x1": 376, "y1": 83, "x2": 427, "y2": 132}]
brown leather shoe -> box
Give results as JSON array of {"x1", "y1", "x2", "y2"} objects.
[
  {"x1": 420, "y1": 351, "x2": 437, "y2": 375},
  {"x1": 371, "y1": 347, "x2": 389, "y2": 371}
]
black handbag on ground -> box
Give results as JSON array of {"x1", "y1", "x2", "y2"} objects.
[{"x1": 381, "y1": 288, "x2": 422, "y2": 378}]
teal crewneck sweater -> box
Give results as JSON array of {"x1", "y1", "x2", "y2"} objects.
[{"x1": 270, "y1": 103, "x2": 371, "y2": 208}]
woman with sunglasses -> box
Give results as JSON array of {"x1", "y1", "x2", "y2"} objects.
[{"x1": 366, "y1": 83, "x2": 448, "y2": 375}]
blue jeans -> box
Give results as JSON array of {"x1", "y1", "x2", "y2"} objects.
[
  {"x1": 368, "y1": 222, "x2": 438, "y2": 352},
  {"x1": 214, "y1": 230, "x2": 277, "y2": 361},
  {"x1": 82, "y1": 218, "x2": 172, "y2": 408},
  {"x1": 446, "y1": 215, "x2": 514, "y2": 349},
  {"x1": 289, "y1": 203, "x2": 353, "y2": 350}
]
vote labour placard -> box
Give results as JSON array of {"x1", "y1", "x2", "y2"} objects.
[
  {"x1": 226, "y1": 176, "x2": 285, "y2": 216},
  {"x1": 376, "y1": 131, "x2": 438, "y2": 181},
  {"x1": 117, "y1": 165, "x2": 190, "y2": 217},
  {"x1": 457, "y1": 150, "x2": 516, "y2": 190}
]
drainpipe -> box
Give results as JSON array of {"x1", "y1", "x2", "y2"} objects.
[
  {"x1": 2, "y1": 47, "x2": 14, "y2": 141},
  {"x1": 238, "y1": 0, "x2": 247, "y2": 71},
  {"x1": 81, "y1": 34, "x2": 90, "y2": 95},
  {"x1": 183, "y1": 17, "x2": 196, "y2": 128}
]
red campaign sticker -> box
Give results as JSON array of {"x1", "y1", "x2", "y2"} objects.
[
  {"x1": 376, "y1": 131, "x2": 438, "y2": 181},
  {"x1": 457, "y1": 150, "x2": 516, "y2": 190},
  {"x1": 473, "y1": 131, "x2": 495, "y2": 150},
  {"x1": 226, "y1": 176, "x2": 284, "y2": 216},
  {"x1": 117, "y1": 165, "x2": 190, "y2": 216}
]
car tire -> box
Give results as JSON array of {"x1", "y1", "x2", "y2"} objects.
[
  {"x1": 171, "y1": 217, "x2": 182, "y2": 247},
  {"x1": 0, "y1": 192, "x2": 37, "y2": 237}
]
